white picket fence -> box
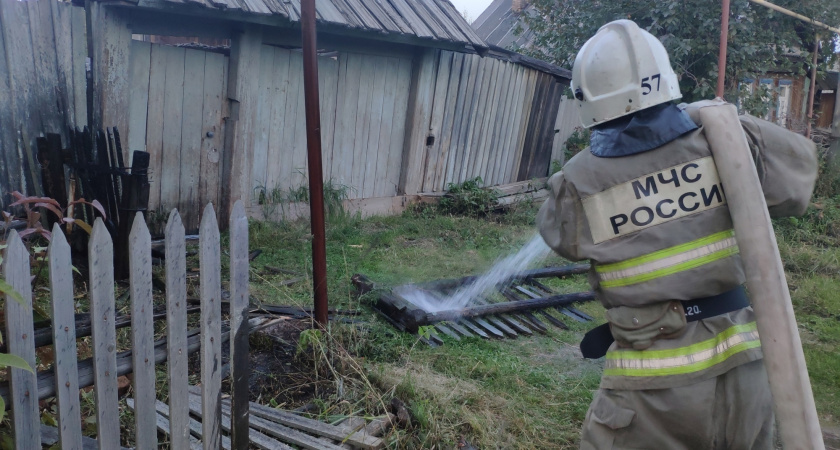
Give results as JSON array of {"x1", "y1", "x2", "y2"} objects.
[{"x1": 2, "y1": 201, "x2": 251, "y2": 449}]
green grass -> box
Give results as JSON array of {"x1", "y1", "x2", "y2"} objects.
[{"x1": 241, "y1": 192, "x2": 840, "y2": 448}]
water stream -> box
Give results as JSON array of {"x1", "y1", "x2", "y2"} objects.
[{"x1": 395, "y1": 233, "x2": 552, "y2": 313}]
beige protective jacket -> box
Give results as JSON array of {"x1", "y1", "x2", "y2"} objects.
[{"x1": 538, "y1": 101, "x2": 817, "y2": 389}]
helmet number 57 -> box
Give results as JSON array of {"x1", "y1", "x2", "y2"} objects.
[{"x1": 641, "y1": 74, "x2": 661, "y2": 95}]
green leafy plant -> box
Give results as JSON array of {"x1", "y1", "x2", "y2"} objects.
[
  {"x1": 254, "y1": 179, "x2": 353, "y2": 222},
  {"x1": 0, "y1": 282, "x2": 36, "y2": 421},
  {"x1": 436, "y1": 177, "x2": 500, "y2": 217}
]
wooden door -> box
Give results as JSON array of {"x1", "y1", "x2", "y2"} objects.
[{"x1": 127, "y1": 40, "x2": 229, "y2": 231}]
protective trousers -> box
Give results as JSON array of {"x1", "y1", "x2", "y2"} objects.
[{"x1": 580, "y1": 359, "x2": 774, "y2": 449}]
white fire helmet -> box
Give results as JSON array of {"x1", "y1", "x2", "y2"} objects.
[{"x1": 571, "y1": 19, "x2": 681, "y2": 128}]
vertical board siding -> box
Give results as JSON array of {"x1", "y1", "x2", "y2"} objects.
[
  {"x1": 551, "y1": 96, "x2": 581, "y2": 167},
  {"x1": 48, "y1": 224, "x2": 83, "y2": 449},
  {"x1": 129, "y1": 42, "x2": 228, "y2": 226},
  {"x1": 419, "y1": 52, "x2": 564, "y2": 191},
  {"x1": 250, "y1": 47, "x2": 412, "y2": 202},
  {"x1": 0, "y1": 0, "x2": 88, "y2": 207},
  {"x1": 3, "y1": 232, "x2": 40, "y2": 448},
  {"x1": 88, "y1": 219, "x2": 120, "y2": 450}
]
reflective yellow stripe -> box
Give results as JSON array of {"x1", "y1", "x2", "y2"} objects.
[
  {"x1": 596, "y1": 230, "x2": 739, "y2": 288},
  {"x1": 604, "y1": 322, "x2": 760, "y2": 377}
]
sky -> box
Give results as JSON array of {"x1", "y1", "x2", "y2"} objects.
[{"x1": 448, "y1": 0, "x2": 494, "y2": 24}]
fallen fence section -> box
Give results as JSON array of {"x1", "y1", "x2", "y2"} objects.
[
  {"x1": 353, "y1": 264, "x2": 596, "y2": 346},
  {"x1": 1, "y1": 201, "x2": 250, "y2": 448}
]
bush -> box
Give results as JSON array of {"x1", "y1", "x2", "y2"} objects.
[{"x1": 435, "y1": 177, "x2": 499, "y2": 217}]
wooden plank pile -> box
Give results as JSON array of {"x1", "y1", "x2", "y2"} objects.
[
  {"x1": 354, "y1": 264, "x2": 597, "y2": 346},
  {"x1": 128, "y1": 387, "x2": 388, "y2": 450}
]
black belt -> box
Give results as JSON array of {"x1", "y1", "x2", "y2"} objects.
[{"x1": 580, "y1": 286, "x2": 749, "y2": 359}]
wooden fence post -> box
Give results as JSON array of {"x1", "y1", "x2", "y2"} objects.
[
  {"x1": 88, "y1": 218, "x2": 120, "y2": 450},
  {"x1": 199, "y1": 203, "x2": 222, "y2": 450},
  {"x1": 229, "y1": 200, "x2": 250, "y2": 449},
  {"x1": 48, "y1": 224, "x2": 83, "y2": 449},
  {"x1": 165, "y1": 209, "x2": 191, "y2": 450},
  {"x1": 3, "y1": 231, "x2": 40, "y2": 449},
  {"x1": 129, "y1": 212, "x2": 157, "y2": 449}
]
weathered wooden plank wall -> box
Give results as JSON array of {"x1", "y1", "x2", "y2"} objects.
[
  {"x1": 250, "y1": 46, "x2": 412, "y2": 201},
  {"x1": 550, "y1": 96, "x2": 582, "y2": 168},
  {"x1": 127, "y1": 41, "x2": 229, "y2": 231},
  {"x1": 0, "y1": 0, "x2": 87, "y2": 208},
  {"x1": 416, "y1": 50, "x2": 564, "y2": 193}
]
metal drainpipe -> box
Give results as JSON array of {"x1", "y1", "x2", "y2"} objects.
[
  {"x1": 716, "y1": 0, "x2": 731, "y2": 99},
  {"x1": 301, "y1": 0, "x2": 329, "y2": 328}
]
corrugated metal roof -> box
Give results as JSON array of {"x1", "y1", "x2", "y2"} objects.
[
  {"x1": 132, "y1": 0, "x2": 487, "y2": 51},
  {"x1": 817, "y1": 71, "x2": 839, "y2": 91},
  {"x1": 471, "y1": 0, "x2": 533, "y2": 49}
]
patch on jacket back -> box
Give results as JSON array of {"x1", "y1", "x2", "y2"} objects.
[{"x1": 582, "y1": 157, "x2": 727, "y2": 243}]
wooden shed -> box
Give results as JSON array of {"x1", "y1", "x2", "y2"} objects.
[{"x1": 0, "y1": 0, "x2": 572, "y2": 230}]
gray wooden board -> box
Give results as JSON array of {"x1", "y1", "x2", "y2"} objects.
[
  {"x1": 472, "y1": 317, "x2": 504, "y2": 339},
  {"x1": 504, "y1": 67, "x2": 530, "y2": 183},
  {"x1": 334, "y1": 52, "x2": 361, "y2": 188},
  {"x1": 50, "y1": 0, "x2": 75, "y2": 130},
  {"x1": 452, "y1": 54, "x2": 480, "y2": 184},
  {"x1": 351, "y1": 53, "x2": 374, "y2": 197},
  {"x1": 362, "y1": 54, "x2": 388, "y2": 198},
  {"x1": 480, "y1": 60, "x2": 506, "y2": 185},
  {"x1": 222, "y1": 398, "x2": 384, "y2": 449},
  {"x1": 290, "y1": 52, "x2": 309, "y2": 192},
  {"x1": 128, "y1": 41, "x2": 152, "y2": 158},
  {"x1": 491, "y1": 62, "x2": 515, "y2": 185},
  {"x1": 165, "y1": 209, "x2": 191, "y2": 450},
  {"x1": 145, "y1": 43, "x2": 168, "y2": 210},
  {"x1": 179, "y1": 49, "x2": 207, "y2": 232},
  {"x1": 476, "y1": 59, "x2": 503, "y2": 184},
  {"x1": 433, "y1": 51, "x2": 463, "y2": 192},
  {"x1": 458, "y1": 319, "x2": 489, "y2": 339},
  {"x1": 199, "y1": 52, "x2": 227, "y2": 209},
  {"x1": 319, "y1": 55, "x2": 339, "y2": 181},
  {"x1": 251, "y1": 45, "x2": 275, "y2": 188},
  {"x1": 181, "y1": 396, "x2": 233, "y2": 450},
  {"x1": 460, "y1": 55, "x2": 488, "y2": 181},
  {"x1": 88, "y1": 219, "x2": 120, "y2": 450},
  {"x1": 160, "y1": 46, "x2": 186, "y2": 211},
  {"x1": 125, "y1": 399, "x2": 201, "y2": 450},
  {"x1": 186, "y1": 390, "x2": 293, "y2": 450},
  {"x1": 386, "y1": 0, "x2": 434, "y2": 39},
  {"x1": 283, "y1": 52, "x2": 304, "y2": 191},
  {"x1": 199, "y1": 203, "x2": 222, "y2": 450},
  {"x1": 0, "y1": 0, "x2": 37, "y2": 195},
  {"x1": 48, "y1": 225, "x2": 83, "y2": 449},
  {"x1": 0, "y1": 3, "x2": 14, "y2": 203},
  {"x1": 512, "y1": 70, "x2": 539, "y2": 181},
  {"x1": 434, "y1": 324, "x2": 461, "y2": 341},
  {"x1": 539, "y1": 310, "x2": 569, "y2": 330},
  {"x1": 71, "y1": 5, "x2": 87, "y2": 126},
  {"x1": 486, "y1": 315, "x2": 517, "y2": 338},
  {"x1": 445, "y1": 320, "x2": 474, "y2": 338},
  {"x1": 385, "y1": 57, "x2": 412, "y2": 197},
  {"x1": 498, "y1": 314, "x2": 532, "y2": 336},
  {"x1": 372, "y1": 56, "x2": 399, "y2": 197},
  {"x1": 40, "y1": 423, "x2": 114, "y2": 450},
  {"x1": 422, "y1": 51, "x2": 452, "y2": 192},
  {"x1": 229, "y1": 200, "x2": 250, "y2": 450},
  {"x1": 443, "y1": 52, "x2": 472, "y2": 188},
  {"x1": 399, "y1": 49, "x2": 437, "y2": 196},
  {"x1": 4, "y1": 232, "x2": 40, "y2": 448},
  {"x1": 129, "y1": 213, "x2": 158, "y2": 449},
  {"x1": 27, "y1": 0, "x2": 62, "y2": 138},
  {"x1": 266, "y1": 48, "x2": 291, "y2": 192}
]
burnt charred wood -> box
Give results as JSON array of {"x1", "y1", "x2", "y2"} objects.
[
  {"x1": 416, "y1": 264, "x2": 590, "y2": 293},
  {"x1": 115, "y1": 151, "x2": 150, "y2": 279}
]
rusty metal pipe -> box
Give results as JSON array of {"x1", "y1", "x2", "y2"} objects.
[
  {"x1": 301, "y1": 0, "x2": 329, "y2": 327},
  {"x1": 716, "y1": 0, "x2": 731, "y2": 99}
]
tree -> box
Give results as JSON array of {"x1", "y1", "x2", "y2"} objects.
[{"x1": 519, "y1": 0, "x2": 840, "y2": 103}]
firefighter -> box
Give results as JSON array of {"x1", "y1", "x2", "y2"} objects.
[{"x1": 537, "y1": 20, "x2": 818, "y2": 449}]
